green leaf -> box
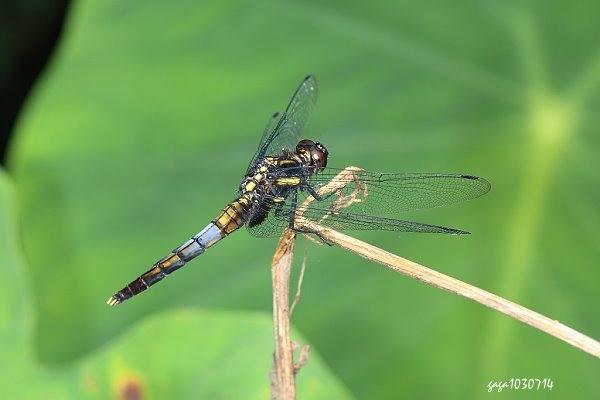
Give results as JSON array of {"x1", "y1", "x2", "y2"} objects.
[
  {"x1": 9, "y1": 0, "x2": 600, "y2": 399},
  {"x1": 0, "y1": 171, "x2": 353, "y2": 399}
]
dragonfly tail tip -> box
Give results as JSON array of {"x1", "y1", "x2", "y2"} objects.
[{"x1": 106, "y1": 295, "x2": 121, "y2": 307}]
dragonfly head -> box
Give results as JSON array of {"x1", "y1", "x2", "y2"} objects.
[{"x1": 296, "y1": 139, "x2": 328, "y2": 173}]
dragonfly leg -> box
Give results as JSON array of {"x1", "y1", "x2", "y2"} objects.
[
  {"x1": 294, "y1": 225, "x2": 334, "y2": 246},
  {"x1": 287, "y1": 190, "x2": 299, "y2": 228},
  {"x1": 273, "y1": 203, "x2": 286, "y2": 221},
  {"x1": 302, "y1": 183, "x2": 322, "y2": 201},
  {"x1": 271, "y1": 194, "x2": 287, "y2": 219},
  {"x1": 312, "y1": 230, "x2": 334, "y2": 246},
  {"x1": 285, "y1": 189, "x2": 329, "y2": 245}
]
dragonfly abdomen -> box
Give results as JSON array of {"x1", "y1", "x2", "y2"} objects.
[
  {"x1": 213, "y1": 195, "x2": 252, "y2": 234},
  {"x1": 106, "y1": 197, "x2": 252, "y2": 306},
  {"x1": 106, "y1": 222, "x2": 224, "y2": 306},
  {"x1": 107, "y1": 194, "x2": 251, "y2": 306}
]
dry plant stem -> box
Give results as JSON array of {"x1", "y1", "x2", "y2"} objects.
[
  {"x1": 271, "y1": 228, "x2": 297, "y2": 400},
  {"x1": 293, "y1": 342, "x2": 311, "y2": 374},
  {"x1": 294, "y1": 166, "x2": 600, "y2": 358},
  {"x1": 289, "y1": 247, "x2": 307, "y2": 317},
  {"x1": 299, "y1": 219, "x2": 600, "y2": 358}
]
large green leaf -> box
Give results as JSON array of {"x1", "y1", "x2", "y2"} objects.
[
  {"x1": 9, "y1": 0, "x2": 600, "y2": 398},
  {"x1": 0, "y1": 170, "x2": 353, "y2": 399}
]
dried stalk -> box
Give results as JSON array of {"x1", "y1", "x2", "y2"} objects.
[
  {"x1": 297, "y1": 219, "x2": 600, "y2": 358},
  {"x1": 289, "y1": 248, "x2": 307, "y2": 317},
  {"x1": 269, "y1": 166, "x2": 599, "y2": 398},
  {"x1": 270, "y1": 228, "x2": 297, "y2": 400}
]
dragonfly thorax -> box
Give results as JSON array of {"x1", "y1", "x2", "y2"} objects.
[{"x1": 240, "y1": 161, "x2": 270, "y2": 201}]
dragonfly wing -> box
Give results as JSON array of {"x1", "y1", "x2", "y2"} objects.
[
  {"x1": 246, "y1": 75, "x2": 318, "y2": 173},
  {"x1": 246, "y1": 111, "x2": 282, "y2": 175},
  {"x1": 298, "y1": 168, "x2": 491, "y2": 218},
  {"x1": 252, "y1": 163, "x2": 491, "y2": 234},
  {"x1": 295, "y1": 206, "x2": 469, "y2": 234},
  {"x1": 257, "y1": 192, "x2": 470, "y2": 235}
]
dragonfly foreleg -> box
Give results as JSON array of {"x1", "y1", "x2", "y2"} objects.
[
  {"x1": 287, "y1": 190, "x2": 298, "y2": 228},
  {"x1": 294, "y1": 225, "x2": 334, "y2": 246},
  {"x1": 302, "y1": 182, "x2": 322, "y2": 201},
  {"x1": 273, "y1": 202, "x2": 285, "y2": 218}
]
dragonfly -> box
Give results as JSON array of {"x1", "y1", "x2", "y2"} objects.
[{"x1": 107, "y1": 75, "x2": 490, "y2": 306}]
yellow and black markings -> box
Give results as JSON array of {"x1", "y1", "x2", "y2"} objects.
[
  {"x1": 214, "y1": 195, "x2": 252, "y2": 235},
  {"x1": 275, "y1": 176, "x2": 301, "y2": 186}
]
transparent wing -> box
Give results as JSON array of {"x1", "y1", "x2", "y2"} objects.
[
  {"x1": 293, "y1": 204, "x2": 468, "y2": 234},
  {"x1": 245, "y1": 111, "x2": 282, "y2": 175},
  {"x1": 279, "y1": 167, "x2": 491, "y2": 217},
  {"x1": 249, "y1": 192, "x2": 468, "y2": 235},
  {"x1": 245, "y1": 75, "x2": 318, "y2": 174},
  {"x1": 246, "y1": 167, "x2": 490, "y2": 236}
]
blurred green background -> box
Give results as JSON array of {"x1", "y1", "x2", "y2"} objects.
[{"x1": 2, "y1": 0, "x2": 599, "y2": 399}]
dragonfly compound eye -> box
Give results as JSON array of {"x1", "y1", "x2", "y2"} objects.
[
  {"x1": 296, "y1": 139, "x2": 315, "y2": 152},
  {"x1": 311, "y1": 143, "x2": 328, "y2": 170}
]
